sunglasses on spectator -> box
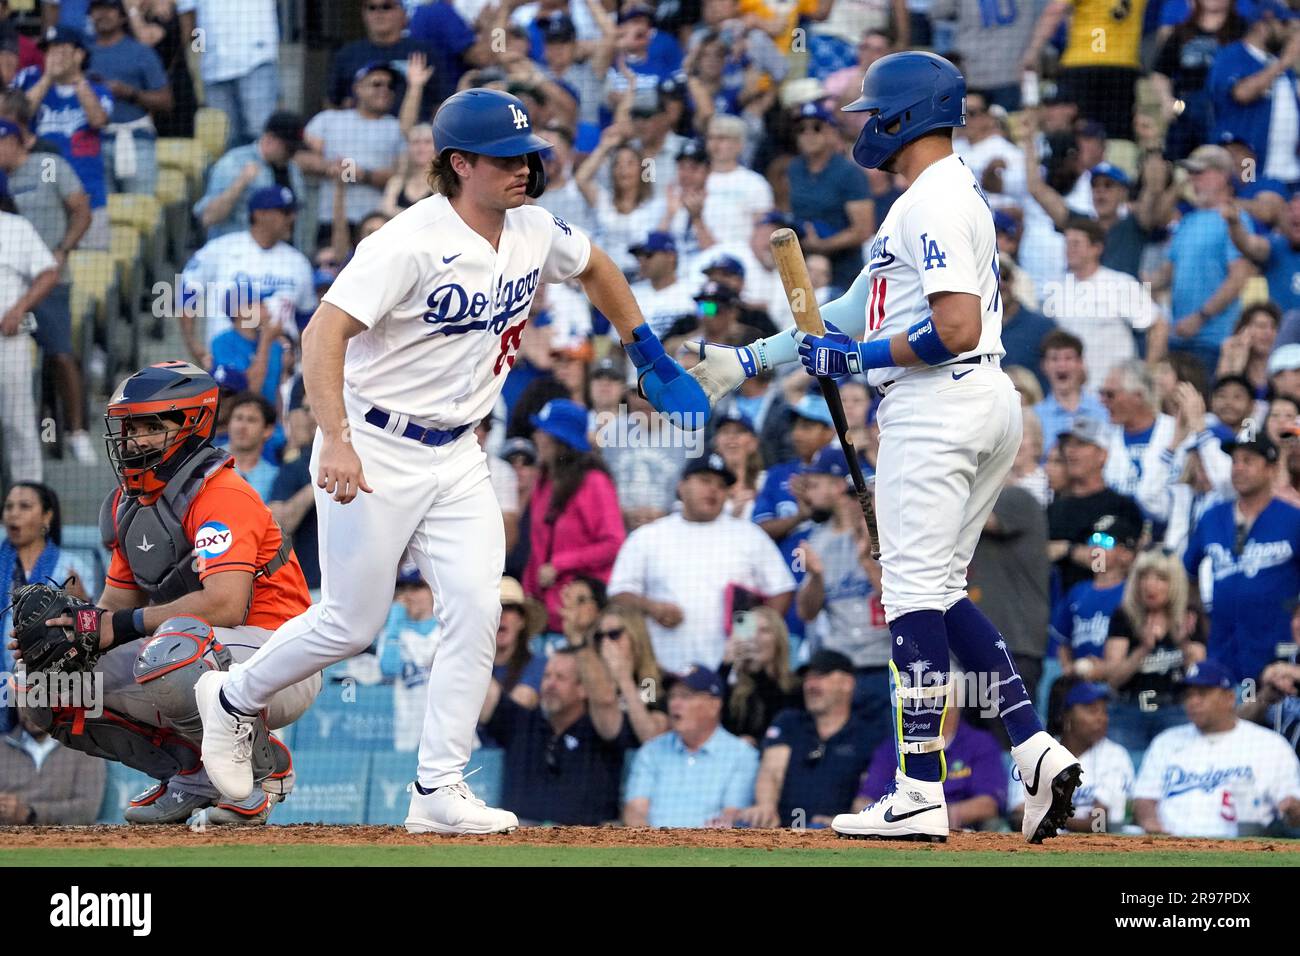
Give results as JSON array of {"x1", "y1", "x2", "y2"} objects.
[
  {"x1": 366, "y1": 2, "x2": 399, "y2": 11},
  {"x1": 594, "y1": 627, "x2": 625, "y2": 641},
  {"x1": 797, "y1": 121, "x2": 825, "y2": 134},
  {"x1": 1088, "y1": 532, "x2": 1116, "y2": 550}
]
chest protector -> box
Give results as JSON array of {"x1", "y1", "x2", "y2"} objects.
[{"x1": 99, "y1": 446, "x2": 292, "y2": 606}]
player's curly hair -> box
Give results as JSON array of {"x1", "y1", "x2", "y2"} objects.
[{"x1": 429, "y1": 149, "x2": 476, "y2": 198}]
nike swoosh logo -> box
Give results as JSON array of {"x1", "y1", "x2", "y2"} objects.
[
  {"x1": 1023, "y1": 749, "x2": 1050, "y2": 796},
  {"x1": 951, "y1": 369, "x2": 974, "y2": 381},
  {"x1": 882, "y1": 804, "x2": 942, "y2": 822},
  {"x1": 442, "y1": 254, "x2": 461, "y2": 264}
]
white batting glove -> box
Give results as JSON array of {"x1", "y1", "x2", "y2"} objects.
[{"x1": 686, "y1": 340, "x2": 770, "y2": 407}]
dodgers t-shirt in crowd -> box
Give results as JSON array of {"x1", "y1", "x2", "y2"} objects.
[
  {"x1": 1183, "y1": 498, "x2": 1300, "y2": 682},
  {"x1": 1106, "y1": 606, "x2": 1202, "y2": 701},
  {"x1": 1050, "y1": 579, "x2": 1125, "y2": 660},
  {"x1": 1133, "y1": 719, "x2": 1300, "y2": 837},
  {"x1": 1264, "y1": 233, "x2": 1300, "y2": 314},
  {"x1": 1122, "y1": 422, "x2": 1156, "y2": 483},
  {"x1": 752, "y1": 457, "x2": 813, "y2": 637},
  {"x1": 210, "y1": 329, "x2": 284, "y2": 408},
  {"x1": 16, "y1": 67, "x2": 113, "y2": 209}
]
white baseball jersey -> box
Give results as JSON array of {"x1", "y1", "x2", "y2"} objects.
[
  {"x1": 1008, "y1": 736, "x2": 1134, "y2": 826},
  {"x1": 181, "y1": 231, "x2": 317, "y2": 347},
  {"x1": 1134, "y1": 719, "x2": 1300, "y2": 837},
  {"x1": 859, "y1": 154, "x2": 1005, "y2": 388},
  {"x1": 324, "y1": 194, "x2": 591, "y2": 427},
  {"x1": 629, "y1": 276, "x2": 700, "y2": 338}
]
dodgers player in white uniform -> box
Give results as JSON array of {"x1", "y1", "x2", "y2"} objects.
[
  {"x1": 195, "y1": 89, "x2": 708, "y2": 834},
  {"x1": 689, "y1": 52, "x2": 1082, "y2": 843},
  {"x1": 1133, "y1": 660, "x2": 1300, "y2": 838}
]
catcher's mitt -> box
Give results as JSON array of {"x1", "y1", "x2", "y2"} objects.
[{"x1": 9, "y1": 583, "x2": 103, "y2": 675}]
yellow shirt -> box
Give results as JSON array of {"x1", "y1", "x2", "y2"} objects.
[
  {"x1": 739, "y1": 0, "x2": 821, "y2": 54},
  {"x1": 1060, "y1": 0, "x2": 1148, "y2": 70}
]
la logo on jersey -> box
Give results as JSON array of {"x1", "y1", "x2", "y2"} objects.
[
  {"x1": 919, "y1": 233, "x2": 947, "y2": 271},
  {"x1": 509, "y1": 103, "x2": 529, "y2": 130}
]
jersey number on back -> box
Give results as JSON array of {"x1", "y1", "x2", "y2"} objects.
[{"x1": 868, "y1": 276, "x2": 887, "y2": 331}]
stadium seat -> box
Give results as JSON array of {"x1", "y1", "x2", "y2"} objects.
[
  {"x1": 1242, "y1": 275, "x2": 1270, "y2": 307},
  {"x1": 273, "y1": 750, "x2": 371, "y2": 824},
  {"x1": 107, "y1": 193, "x2": 166, "y2": 278},
  {"x1": 156, "y1": 167, "x2": 193, "y2": 264},
  {"x1": 194, "y1": 107, "x2": 230, "y2": 163},
  {"x1": 68, "y1": 249, "x2": 117, "y2": 378},
  {"x1": 109, "y1": 225, "x2": 143, "y2": 363},
  {"x1": 156, "y1": 137, "x2": 207, "y2": 195}
]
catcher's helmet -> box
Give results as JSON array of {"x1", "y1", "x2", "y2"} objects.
[
  {"x1": 432, "y1": 88, "x2": 553, "y2": 198},
  {"x1": 104, "y1": 361, "x2": 219, "y2": 500},
  {"x1": 842, "y1": 51, "x2": 966, "y2": 170}
]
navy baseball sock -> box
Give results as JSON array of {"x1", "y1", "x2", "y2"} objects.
[
  {"x1": 943, "y1": 598, "x2": 1042, "y2": 746},
  {"x1": 888, "y1": 610, "x2": 951, "y2": 783}
]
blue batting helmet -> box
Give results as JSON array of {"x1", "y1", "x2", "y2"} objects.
[
  {"x1": 842, "y1": 51, "x2": 966, "y2": 170},
  {"x1": 433, "y1": 88, "x2": 553, "y2": 198}
]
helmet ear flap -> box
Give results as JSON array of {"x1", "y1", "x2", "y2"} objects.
[{"x1": 526, "y1": 152, "x2": 547, "y2": 199}]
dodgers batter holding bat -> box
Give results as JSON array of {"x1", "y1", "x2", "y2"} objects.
[
  {"x1": 689, "y1": 52, "x2": 1081, "y2": 843},
  {"x1": 195, "y1": 88, "x2": 707, "y2": 834}
]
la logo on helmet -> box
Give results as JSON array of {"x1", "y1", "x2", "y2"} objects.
[{"x1": 509, "y1": 104, "x2": 529, "y2": 130}]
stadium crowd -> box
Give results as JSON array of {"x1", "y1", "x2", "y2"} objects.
[{"x1": 1, "y1": 0, "x2": 1300, "y2": 836}]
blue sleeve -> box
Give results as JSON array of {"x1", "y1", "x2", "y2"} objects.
[
  {"x1": 751, "y1": 469, "x2": 786, "y2": 523},
  {"x1": 1159, "y1": 0, "x2": 1190, "y2": 26},
  {"x1": 209, "y1": 332, "x2": 243, "y2": 370},
  {"x1": 141, "y1": 46, "x2": 168, "y2": 90},
  {"x1": 723, "y1": 742, "x2": 760, "y2": 808},
  {"x1": 518, "y1": 652, "x2": 546, "y2": 692},
  {"x1": 1183, "y1": 513, "x2": 1206, "y2": 576},
  {"x1": 1050, "y1": 587, "x2": 1074, "y2": 648},
  {"x1": 268, "y1": 457, "x2": 306, "y2": 503},
  {"x1": 649, "y1": 31, "x2": 683, "y2": 74},
  {"x1": 1208, "y1": 45, "x2": 1250, "y2": 103},
  {"x1": 624, "y1": 743, "x2": 655, "y2": 802}
]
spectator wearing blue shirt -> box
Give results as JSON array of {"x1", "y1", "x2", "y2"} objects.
[
  {"x1": 1034, "y1": 330, "x2": 1108, "y2": 459},
  {"x1": 1184, "y1": 431, "x2": 1300, "y2": 682},
  {"x1": 752, "y1": 393, "x2": 837, "y2": 638},
  {"x1": 1207, "y1": 2, "x2": 1300, "y2": 191},
  {"x1": 209, "y1": 281, "x2": 284, "y2": 409},
  {"x1": 327, "y1": 0, "x2": 433, "y2": 118},
  {"x1": 623, "y1": 665, "x2": 759, "y2": 827},
  {"x1": 785, "y1": 101, "x2": 873, "y2": 293},
  {"x1": 220, "y1": 391, "x2": 279, "y2": 502},
  {"x1": 87, "y1": 0, "x2": 170, "y2": 195},
  {"x1": 268, "y1": 379, "x2": 320, "y2": 591},
  {"x1": 16, "y1": 26, "x2": 112, "y2": 246},
  {"x1": 1224, "y1": 191, "x2": 1300, "y2": 317},
  {"x1": 1050, "y1": 511, "x2": 1140, "y2": 681},
  {"x1": 1165, "y1": 145, "x2": 1256, "y2": 375},
  {"x1": 607, "y1": 5, "x2": 683, "y2": 101},
  {"x1": 379, "y1": 570, "x2": 440, "y2": 751},
  {"x1": 738, "y1": 650, "x2": 888, "y2": 828},
  {"x1": 483, "y1": 646, "x2": 638, "y2": 826},
  {"x1": 40, "y1": 0, "x2": 93, "y2": 38},
  {"x1": 408, "y1": 0, "x2": 483, "y2": 103}
]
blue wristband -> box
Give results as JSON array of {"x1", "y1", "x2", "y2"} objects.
[
  {"x1": 133, "y1": 608, "x2": 146, "y2": 634},
  {"x1": 858, "y1": 337, "x2": 894, "y2": 370},
  {"x1": 906, "y1": 316, "x2": 958, "y2": 366}
]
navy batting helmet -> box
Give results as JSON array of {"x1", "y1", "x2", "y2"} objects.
[
  {"x1": 433, "y1": 88, "x2": 553, "y2": 198},
  {"x1": 842, "y1": 51, "x2": 965, "y2": 170}
]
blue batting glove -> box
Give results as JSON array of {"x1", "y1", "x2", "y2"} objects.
[
  {"x1": 623, "y1": 324, "x2": 710, "y2": 429},
  {"x1": 795, "y1": 321, "x2": 863, "y2": 377}
]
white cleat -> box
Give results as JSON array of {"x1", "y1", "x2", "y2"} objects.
[
  {"x1": 831, "y1": 770, "x2": 948, "y2": 843},
  {"x1": 405, "y1": 780, "x2": 519, "y2": 835},
  {"x1": 195, "y1": 671, "x2": 256, "y2": 802},
  {"x1": 1011, "y1": 731, "x2": 1083, "y2": 844}
]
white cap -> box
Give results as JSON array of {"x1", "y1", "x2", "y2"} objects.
[{"x1": 1268, "y1": 343, "x2": 1300, "y2": 375}]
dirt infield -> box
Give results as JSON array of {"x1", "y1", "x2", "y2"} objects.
[{"x1": 2, "y1": 825, "x2": 1295, "y2": 855}]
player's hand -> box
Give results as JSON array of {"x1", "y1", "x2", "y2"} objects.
[
  {"x1": 44, "y1": 611, "x2": 114, "y2": 651},
  {"x1": 685, "y1": 340, "x2": 762, "y2": 408},
  {"x1": 795, "y1": 321, "x2": 863, "y2": 377},
  {"x1": 317, "y1": 430, "x2": 374, "y2": 503},
  {"x1": 648, "y1": 600, "x2": 684, "y2": 628}
]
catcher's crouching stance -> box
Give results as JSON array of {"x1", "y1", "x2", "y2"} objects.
[{"x1": 10, "y1": 362, "x2": 320, "y2": 826}]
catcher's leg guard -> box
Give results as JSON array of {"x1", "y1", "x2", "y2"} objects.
[
  {"x1": 49, "y1": 706, "x2": 202, "y2": 778},
  {"x1": 133, "y1": 616, "x2": 284, "y2": 785},
  {"x1": 888, "y1": 610, "x2": 953, "y2": 782}
]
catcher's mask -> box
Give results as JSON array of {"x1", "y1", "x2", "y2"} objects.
[{"x1": 104, "y1": 361, "x2": 219, "y2": 500}]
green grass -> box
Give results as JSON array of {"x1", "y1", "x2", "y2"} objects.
[{"x1": 3, "y1": 845, "x2": 1295, "y2": 867}]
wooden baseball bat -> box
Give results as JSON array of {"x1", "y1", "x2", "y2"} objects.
[{"x1": 769, "y1": 227, "x2": 882, "y2": 559}]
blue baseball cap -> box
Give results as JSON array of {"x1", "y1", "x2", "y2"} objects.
[
  {"x1": 1181, "y1": 659, "x2": 1235, "y2": 690},
  {"x1": 1090, "y1": 162, "x2": 1131, "y2": 188},
  {"x1": 223, "y1": 279, "x2": 276, "y2": 318},
  {"x1": 715, "y1": 405, "x2": 756, "y2": 434},
  {"x1": 209, "y1": 364, "x2": 249, "y2": 393},
  {"x1": 669, "y1": 664, "x2": 723, "y2": 697},
  {"x1": 248, "y1": 185, "x2": 298, "y2": 213},
  {"x1": 791, "y1": 393, "x2": 834, "y2": 427},
  {"x1": 39, "y1": 25, "x2": 87, "y2": 51},
  {"x1": 629, "y1": 231, "x2": 676, "y2": 256},
  {"x1": 1064, "y1": 682, "x2": 1112, "y2": 708},
  {"x1": 0, "y1": 119, "x2": 22, "y2": 141},
  {"x1": 353, "y1": 61, "x2": 399, "y2": 87},
  {"x1": 993, "y1": 210, "x2": 1020, "y2": 238},
  {"x1": 530, "y1": 398, "x2": 590, "y2": 453},
  {"x1": 802, "y1": 443, "x2": 851, "y2": 477},
  {"x1": 794, "y1": 100, "x2": 835, "y2": 125},
  {"x1": 701, "y1": 253, "x2": 745, "y2": 278}
]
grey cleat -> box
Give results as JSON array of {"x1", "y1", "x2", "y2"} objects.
[{"x1": 124, "y1": 780, "x2": 213, "y2": 824}]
